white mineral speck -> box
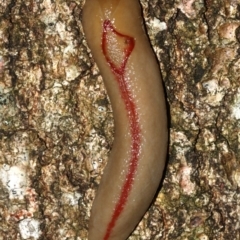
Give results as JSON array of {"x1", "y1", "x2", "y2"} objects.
[
  {"x1": 62, "y1": 192, "x2": 82, "y2": 206},
  {"x1": 198, "y1": 233, "x2": 209, "y2": 240},
  {"x1": 232, "y1": 92, "x2": 240, "y2": 119},
  {"x1": 151, "y1": 18, "x2": 167, "y2": 31},
  {"x1": 19, "y1": 218, "x2": 41, "y2": 239},
  {"x1": 179, "y1": 166, "x2": 195, "y2": 195},
  {"x1": 65, "y1": 65, "x2": 79, "y2": 81},
  {"x1": 0, "y1": 165, "x2": 27, "y2": 199},
  {"x1": 178, "y1": 0, "x2": 196, "y2": 18},
  {"x1": 202, "y1": 79, "x2": 218, "y2": 94}
]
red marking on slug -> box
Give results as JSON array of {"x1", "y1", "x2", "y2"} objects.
[{"x1": 102, "y1": 20, "x2": 141, "y2": 240}]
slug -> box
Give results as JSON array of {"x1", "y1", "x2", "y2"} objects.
[{"x1": 82, "y1": 0, "x2": 168, "y2": 239}]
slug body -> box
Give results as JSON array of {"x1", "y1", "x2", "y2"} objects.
[{"x1": 82, "y1": 0, "x2": 168, "y2": 239}]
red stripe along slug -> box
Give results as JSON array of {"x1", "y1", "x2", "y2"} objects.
[{"x1": 82, "y1": 0, "x2": 168, "y2": 239}]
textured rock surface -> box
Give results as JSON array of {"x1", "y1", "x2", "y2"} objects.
[{"x1": 0, "y1": 0, "x2": 239, "y2": 239}]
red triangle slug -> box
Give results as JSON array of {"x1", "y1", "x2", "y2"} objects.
[{"x1": 82, "y1": 0, "x2": 168, "y2": 239}]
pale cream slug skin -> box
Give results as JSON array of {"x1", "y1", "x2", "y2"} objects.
[{"x1": 82, "y1": 0, "x2": 168, "y2": 239}]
